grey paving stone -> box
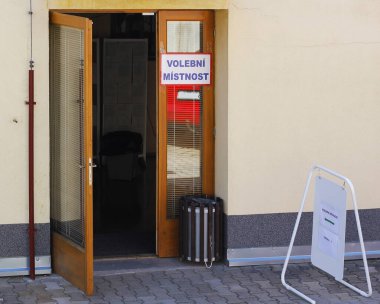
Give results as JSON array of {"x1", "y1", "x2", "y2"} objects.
[
  {"x1": 254, "y1": 292, "x2": 276, "y2": 302},
  {"x1": 65, "y1": 292, "x2": 88, "y2": 301},
  {"x1": 44, "y1": 282, "x2": 64, "y2": 290},
  {"x1": 271, "y1": 296, "x2": 298, "y2": 303},
  {"x1": 0, "y1": 287, "x2": 16, "y2": 296},
  {"x1": 205, "y1": 295, "x2": 228, "y2": 303},
  {"x1": 44, "y1": 292, "x2": 66, "y2": 299},
  {"x1": 62, "y1": 286, "x2": 83, "y2": 293},
  {"x1": 0, "y1": 259, "x2": 379, "y2": 303},
  {"x1": 137, "y1": 295, "x2": 156, "y2": 301},
  {"x1": 7, "y1": 278, "x2": 24, "y2": 284},
  {"x1": 52, "y1": 297, "x2": 71, "y2": 304},
  {"x1": 2, "y1": 294, "x2": 20, "y2": 302},
  {"x1": 154, "y1": 295, "x2": 173, "y2": 301},
  {"x1": 88, "y1": 296, "x2": 108, "y2": 303}
]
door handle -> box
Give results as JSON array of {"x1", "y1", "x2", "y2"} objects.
[{"x1": 89, "y1": 158, "x2": 96, "y2": 186}]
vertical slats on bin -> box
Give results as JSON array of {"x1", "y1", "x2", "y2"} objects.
[
  {"x1": 184, "y1": 199, "x2": 189, "y2": 260},
  {"x1": 200, "y1": 202, "x2": 204, "y2": 262},
  {"x1": 207, "y1": 203, "x2": 212, "y2": 262},
  {"x1": 215, "y1": 200, "x2": 221, "y2": 260},
  {"x1": 179, "y1": 195, "x2": 224, "y2": 263},
  {"x1": 179, "y1": 198, "x2": 183, "y2": 259},
  {"x1": 191, "y1": 202, "x2": 196, "y2": 262},
  {"x1": 219, "y1": 199, "x2": 223, "y2": 260}
]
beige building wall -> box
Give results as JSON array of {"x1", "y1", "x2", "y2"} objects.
[
  {"x1": 48, "y1": 0, "x2": 228, "y2": 10},
  {"x1": 227, "y1": 0, "x2": 380, "y2": 215},
  {"x1": 2, "y1": 0, "x2": 379, "y2": 223},
  {"x1": 0, "y1": 1, "x2": 49, "y2": 224}
]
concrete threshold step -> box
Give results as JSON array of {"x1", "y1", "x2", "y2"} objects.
[{"x1": 94, "y1": 256, "x2": 221, "y2": 276}]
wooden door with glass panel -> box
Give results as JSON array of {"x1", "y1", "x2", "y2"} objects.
[
  {"x1": 50, "y1": 12, "x2": 93, "y2": 295},
  {"x1": 158, "y1": 11, "x2": 215, "y2": 257}
]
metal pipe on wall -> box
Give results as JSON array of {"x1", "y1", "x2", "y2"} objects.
[
  {"x1": 28, "y1": 69, "x2": 35, "y2": 280},
  {"x1": 27, "y1": 0, "x2": 36, "y2": 280}
]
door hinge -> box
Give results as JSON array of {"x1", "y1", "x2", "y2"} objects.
[
  {"x1": 214, "y1": 29, "x2": 216, "y2": 37},
  {"x1": 159, "y1": 41, "x2": 166, "y2": 54}
]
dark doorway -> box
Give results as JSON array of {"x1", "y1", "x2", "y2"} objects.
[{"x1": 78, "y1": 13, "x2": 157, "y2": 258}]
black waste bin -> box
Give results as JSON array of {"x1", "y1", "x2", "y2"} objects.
[{"x1": 179, "y1": 195, "x2": 223, "y2": 264}]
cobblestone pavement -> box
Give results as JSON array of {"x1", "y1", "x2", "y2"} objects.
[{"x1": 0, "y1": 259, "x2": 379, "y2": 303}]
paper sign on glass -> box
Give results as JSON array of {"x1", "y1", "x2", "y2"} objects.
[{"x1": 161, "y1": 53, "x2": 211, "y2": 85}]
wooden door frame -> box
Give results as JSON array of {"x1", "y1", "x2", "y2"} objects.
[
  {"x1": 50, "y1": 12, "x2": 93, "y2": 295},
  {"x1": 157, "y1": 10, "x2": 215, "y2": 257},
  {"x1": 50, "y1": 9, "x2": 215, "y2": 261}
]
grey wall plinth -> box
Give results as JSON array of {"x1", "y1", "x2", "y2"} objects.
[
  {"x1": 0, "y1": 223, "x2": 50, "y2": 257},
  {"x1": 225, "y1": 209, "x2": 380, "y2": 249}
]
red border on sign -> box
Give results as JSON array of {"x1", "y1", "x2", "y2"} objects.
[{"x1": 159, "y1": 52, "x2": 213, "y2": 86}]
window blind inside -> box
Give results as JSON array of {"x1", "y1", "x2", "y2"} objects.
[
  {"x1": 167, "y1": 21, "x2": 201, "y2": 53},
  {"x1": 50, "y1": 24, "x2": 86, "y2": 247},
  {"x1": 166, "y1": 21, "x2": 204, "y2": 219}
]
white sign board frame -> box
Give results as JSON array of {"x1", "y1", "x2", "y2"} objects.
[
  {"x1": 281, "y1": 165, "x2": 372, "y2": 304},
  {"x1": 160, "y1": 53, "x2": 211, "y2": 86},
  {"x1": 311, "y1": 177, "x2": 347, "y2": 280}
]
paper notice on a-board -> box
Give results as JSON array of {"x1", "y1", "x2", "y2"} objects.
[
  {"x1": 311, "y1": 176, "x2": 347, "y2": 280},
  {"x1": 320, "y1": 202, "x2": 340, "y2": 234},
  {"x1": 318, "y1": 227, "x2": 339, "y2": 259}
]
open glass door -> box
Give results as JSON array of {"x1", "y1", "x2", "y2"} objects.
[
  {"x1": 49, "y1": 12, "x2": 93, "y2": 295},
  {"x1": 158, "y1": 11, "x2": 215, "y2": 257}
]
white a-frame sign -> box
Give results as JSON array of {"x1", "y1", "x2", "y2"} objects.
[{"x1": 281, "y1": 165, "x2": 372, "y2": 304}]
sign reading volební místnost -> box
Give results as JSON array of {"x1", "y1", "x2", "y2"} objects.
[{"x1": 160, "y1": 53, "x2": 211, "y2": 85}]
